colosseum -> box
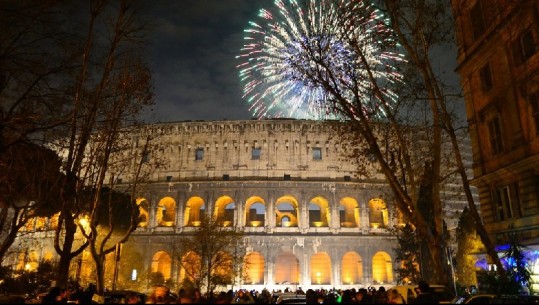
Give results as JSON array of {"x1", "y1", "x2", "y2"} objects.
[{"x1": 6, "y1": 118, "x2": 472, "y2": 292}]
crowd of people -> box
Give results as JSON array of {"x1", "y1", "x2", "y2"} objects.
[
  {"x1": 36, "y1": 281, "x2": 440, "y2": 304},
  {"x1": 141, "y1": 281, "x2": 440, "y2": 304}
]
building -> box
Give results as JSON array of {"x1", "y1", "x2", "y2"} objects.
[
  {"x1": 451, "y1": 0, "x2": 539, "y2": 291},
  {"x1": 5, "y1": 118, "x2": 474, "y2": 292}
]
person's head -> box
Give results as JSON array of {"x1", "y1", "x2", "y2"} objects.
[
  {"x1": 126, "y1": 292, "x2": 141, "y2": 304},
  {"x1": 418, "y1": 281, "x2": 430, "y2": 293},
  {"x1": 390, "y1": 289, "x2": 400, "y2": 299}
]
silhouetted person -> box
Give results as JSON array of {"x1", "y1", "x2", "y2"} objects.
[{"x1": 413, "y1": 281, "x2": 438, "y2": 304}]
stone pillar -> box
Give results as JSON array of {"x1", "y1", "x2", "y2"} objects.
[
  {"x1": 303, "y1": 252, "x2": 310, "y2": 286},
  {"x1": 334, "y1": 254, "x2": 341, "y2": 286},
  {"x1": 360, "y1": 196, "x2": 370, "y2": 232},
  {"x1": 149, "y1": 196, "x2": 157, "y2": 229},
  {"x1": 266, "y1": 249, "x2": 274, "y2": 286},
  {"x1": 176, "y1": 193, "x2": 184, "y2": 229},
  {"x1": 267, "y1": 191, "x2": 275, "y2": 231},
  {"x1": 364, "y1": 255, "x2": 372, "y2": 285},
  {"x1": 300, "y1": 194, "x2": 308, "y2": 231},
  {"x1": 237, "y1": 200, "x2": 244, "y2": 227}
]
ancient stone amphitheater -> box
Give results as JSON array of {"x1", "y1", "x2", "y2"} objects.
[{"x1": 8, "y1": 118, "x2": 472, "y2": 292}]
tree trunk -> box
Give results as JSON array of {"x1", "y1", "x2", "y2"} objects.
[
  {"x1": 95, "y1": 256, "x2": 105, "y2": 296},
  {"x1": 55, "y1": 213, "x2": 77, "y2": 288}
]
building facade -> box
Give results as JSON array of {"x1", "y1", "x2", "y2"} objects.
[
  {"x1": 451, "y1": 0, "x2": 539, "y2": 292},
  {"x1": 122, "y1": 119, "x2": 399, "y2": 291},
  {"x1": 6, "y1": 118, "x2": 474, "y2": 292}
]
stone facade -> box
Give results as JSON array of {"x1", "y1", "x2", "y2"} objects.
[
  {"x1": 452, "y1": 0, "x2": 539, "y2": 291},
  {"x1": 6, "y1": 118, "x2": 475, "y2": 292},
  {"x1": 125, "y1": 119, "x2": 399, "y2": 291}
]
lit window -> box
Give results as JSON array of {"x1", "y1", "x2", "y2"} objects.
[
  {"x1": 252, "y1": 147, "x2": 261, "y2": 160},
  {"x1": 480, "y1": 63, "x2": 493, "y2": 92},
  {"x1": 195, "y1": 148, "x2": 204, "y2": 160},
  {"x1": 487, "y1": 116, "x2": 503, "y2": 155},
  {"x1": 312, "y1": 147, "x2": 322, "y2": 160}
]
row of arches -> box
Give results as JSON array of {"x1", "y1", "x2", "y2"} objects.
[
  {"x1": 151, "y1": 250, "x2": 394, "y2": 286},
  {"x1": 138, "y1": 195, "x2": 395, "y2": 229}
]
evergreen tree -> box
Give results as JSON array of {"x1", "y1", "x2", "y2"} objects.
[
  {"x1": 455, "y1": 207, "x2": 482, "y2": 289},
  {"x1": 393, "y1": 223, "x2": 422, "y2": 284}
]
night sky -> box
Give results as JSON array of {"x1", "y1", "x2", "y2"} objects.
[
  {"x1": 140, "y1": 0, "x2": 262, "y2": 123},
  {"x1": 140, "y1": 1, "x2": 462, "y2": 124}
]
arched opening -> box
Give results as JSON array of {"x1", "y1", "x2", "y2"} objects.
[
  {"x1": 179, "y1": 251, "x2": 201, "y2": 285},
  {"x1": 310, "y1": 252, "x2": 331, "y2": 284},
  {"x1": 372, "y1": 251, "x2": 393, "y2": 284},
  {"x1": 308, "y1": 196, "x2": 330, "y2": 227},
  {"x1": 243, "y1": 252, "x2": 265, "y2": 285},
  {"x1": 184, "y1": 196, "x2": 205, "y2": 227},
  {"x1": 136, "y1": 198, "x2": 149, "y2": 227},
  {"x1": 368, "y1": 198, "x2": 388, "y2": 228},
  {"x1": 274, "y1": 251, "x2": 300, "y2": 284},
  {"x1": 339, "y1": 197, "x2": 359, "y2": 228},
  {"x1": 157, "y1": 197, "x2": 176, "y2": 227},
  {"x1": 341, "y1": 252, "x2": 363, "y2": 285},
  {"x1": 214, "y1": 196, "x2": 235, "y2": 227},
  {"x1": 275, "y1": 196, "x2": 299, "y2": 227},
  {"x1": 151, "y1": 251, "x2": 172, "y2": 280},
  {"x1": 245, "y1": 196, "x2": 266, "y2": 227}
]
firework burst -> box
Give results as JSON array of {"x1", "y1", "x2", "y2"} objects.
[{"x1": 237, "y1": 0, "x2": 404, "y2": 120}]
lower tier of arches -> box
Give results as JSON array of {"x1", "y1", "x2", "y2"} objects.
[{"x1": 125, "y1": 233, "x2": 398, "y2": 291}]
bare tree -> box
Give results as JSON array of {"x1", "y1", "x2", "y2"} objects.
[
  {"x1": 0, "y1": 143, "x2": 63, "y2": 263},
  {"x1": 243, "y1": 0, "x2": 504, "y2": 284},
  {"x1": 47, "y1": 0, "x2": 156, "y2": 289},
  {"x1": 0, "y1": 0, "x2": 74, "y2": 153},
  {"x1": 381, "y1": 0, "x2": 505, "y2": 278},
  {"x1": 175, "y1": 214, "x2": 245, "y2": 301}
]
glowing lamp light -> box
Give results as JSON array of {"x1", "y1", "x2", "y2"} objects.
[
  {"x1": 250, "y1": 221, "x2": 262, "y2": 227},
  {"x1": 222, "y1": 221, "x2": 231, "y2": 227},
  {"x1": 192, "y1": 221, "x2": 201, "y2": 227},
  {"x1": 313, "y1": 221, "x2": 324, "y2": 227}
]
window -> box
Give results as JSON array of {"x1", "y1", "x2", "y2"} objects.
[
  {"x1": 529, "y1": 92, "x2": 539, "y2": 135},
  {"x1": 513, "y1": 29, "x2": 536, "y2": 65},
  {"x1": 480, "y1": 63, "x2": 493, "y2": 92},
  {"x1": 195, "y1": 148, "x2": 204, "y2": 160},
  {"x1": 142, "y1": 151, "x2": 150, "y2": 163},
  {"x1": 470, "y1": 0, "x2": 486, "y2": 39},
  {"x1": 496, "y1": 186, "x2": 512, "y2": 220},
  {"x1": 493, "y1": 184, "x2": 521, "y2": 221},
  {"x1": 312, "y1": 147, "x2": 322, "y2": 160},
  {"x1": 252, "y1": 147, "x2": 261, "y2": 160},
  {"x1": 487, "y1": 116, "x2": 504, "y2": 155}
]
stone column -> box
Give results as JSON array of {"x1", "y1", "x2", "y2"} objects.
[
  {"x1": 176, "y1": 193, "x2": 184, "y2": 229},
  {"x1": 266, "y1": 191, "x2": 275, "y2": 232},
  {"x1": 149, "y1": 195, "x2": 157, "y2": 229}
]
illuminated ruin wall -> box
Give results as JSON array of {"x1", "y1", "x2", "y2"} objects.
[{"x1": 7, "y1": 119, "x2": 475, "y2": 291}]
